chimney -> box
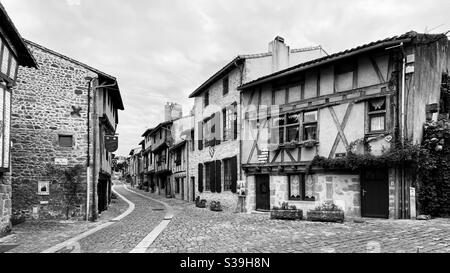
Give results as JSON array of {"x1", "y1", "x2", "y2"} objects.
[
  {"x1": 164, "y1": 102, "x2": 183, "y2": 121},
  {"x1": 269, "y1": 36, "x2": 290, "y2": 73}
]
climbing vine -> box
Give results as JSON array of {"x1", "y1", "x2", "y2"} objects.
[{"x1": 307, "y1": 119, "x2": 450, "y2": 217}]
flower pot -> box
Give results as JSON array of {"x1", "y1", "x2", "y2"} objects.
[
  {"x1": 270, "y1": 209, "x2": 303, "y2": 220},
  {"x1": 307, "y1": 210, "x2": 344, "y2": 223}
]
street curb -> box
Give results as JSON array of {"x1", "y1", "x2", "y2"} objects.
[
  {"x1": 41, "y1": 183, "x2": 135, "y2": 253},
  {"x1": 124, "y1": 186, "x2": 174, "y2": 253}
]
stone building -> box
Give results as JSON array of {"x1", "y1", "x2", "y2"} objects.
[
  {"x1": 238, "y1": 31, "x2": 450, "y2": 219},
  {"x1": 0, "y1": 3, "x2": 37, "y2": 235},
  {"x1": 11, "y1": 40, "x2": 124, "y2": 221},
  {"x1": 189, "y1": 36, "x2": 326, "y2": 211},
  {"x1": 128, "y1": 147, "x2": 142, "y2": 187}
]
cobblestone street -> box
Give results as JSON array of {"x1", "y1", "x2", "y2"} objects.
[
  {"x1": 125, "y1": 187, "x2": 450, "y2": 254},
  {"x1": 3, "y1": 182, "x2": 450, "y2": 253}
]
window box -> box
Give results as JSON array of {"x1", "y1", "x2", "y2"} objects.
[
  {"x1": 307, "y1": 203, "x2": 344, "y2": 223},
  {"x1": 271, "y1": 202, "x2": 303, "y2": 220},
  {"x1": 307, "y1": 210, "x2": 344, "y2": 223},
  {"x1": 271, "y1": 209, "x2": 303, "y2": 220},
  {"x1": 300, "y1": 140, "x2": 319, "y2": 148}
]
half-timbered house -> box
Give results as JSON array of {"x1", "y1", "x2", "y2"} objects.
[
  {"x1": 238, "y1": 31, "x2": 450, "y2": 219},
  {"x1": 169, "y1": 115, "x2": 194, "y2": 202}
]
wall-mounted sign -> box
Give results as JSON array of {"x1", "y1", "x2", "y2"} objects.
[
  {"x1": 38, "y1": 181, "x2": 50, "y2": 196},
  {"x1": 105, "y1": 135, "x2": 118, "y2": 152},
  {"x1": 335, "y1": 153, "x2": 346, "y2": 158},
  {"x1": 55, "y1": 158, "x2": 68, "y2": 166}
]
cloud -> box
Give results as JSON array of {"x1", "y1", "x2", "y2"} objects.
[{"x1": 2, "y1": 0, "x2": 450, "y2": 156}]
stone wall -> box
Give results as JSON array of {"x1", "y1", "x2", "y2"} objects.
[
  {"x1": 0, "y1": 173, "x2": 12, "y2": 235},
  {"x1": 10, "y1": 43, "x2": 95, "y2": 220},
  {"x1": 245, "y1": 173, "x2": 361, "y2": 218}
]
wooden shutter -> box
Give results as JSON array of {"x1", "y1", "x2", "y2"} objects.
[
  {"x1": 197, "y1": 121, "x2": 203, "y2": 150},
  {"x1": 198, "y1": 163, "x2": 203, "y2": 193},
  {"x1": 209, "y1": 162, "x2": 216, "y2": 193},
  {"x1": 232, "y1": 103, "x2": 238, "y2": 140},
  {"x1": 215, "y1": 160, "x2": 222, "y2": 193},
  {"x1": 211, "y1": 112, "x2": 219, "y2": 145},
  {"x1": 231, "y1": 156, "x2": 237, "y2": 193}
]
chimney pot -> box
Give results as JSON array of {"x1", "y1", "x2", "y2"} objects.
[{"x1": 275, "y1": 36, "x2": 285, "y2": 43}]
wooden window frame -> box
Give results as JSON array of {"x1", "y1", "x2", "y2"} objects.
[
  {"x1": 288, "y1": 174, "x2": 307, "y2": 201},
  {"x1": 302, "y1": 110, "x2": 318, "y2": 141},
  {"x1": 367, "y1": 98, "x2": 387, "y2": 133}
]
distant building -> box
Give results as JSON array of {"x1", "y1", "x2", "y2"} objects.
[
  {"x1": 11, "y1": 40, "x2": 124, "y2": 221},
  {"x1": 0, "y1": 3, "x2": 37, "y2": 235},
  {"x1": 164, "y1": 102, "x2": 182, "y2": 122}
]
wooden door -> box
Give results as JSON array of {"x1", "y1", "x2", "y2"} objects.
[
  {"x1": 361, "y1": 169, "x2": 389, "y2": 218},
  {"x1": 256, "y1": 175, "x2": 270, "y2": 211}
]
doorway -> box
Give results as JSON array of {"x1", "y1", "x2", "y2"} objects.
[
  {"x1": 361, "y1": 169, "x2": 389, "y2": 218},
  {"x1": 255, "y1": 175, "x2": 270, "y2": 211}
]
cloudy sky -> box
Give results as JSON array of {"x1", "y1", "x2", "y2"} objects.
[{"x1": 3, "y1": 0, "x2": 449, "y2": 156}]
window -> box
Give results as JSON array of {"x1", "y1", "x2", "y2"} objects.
[
  {"x1": 204, "y1": 91, "x2": 209, "y2": 107},
  {"x1": 223, "y1": 103, "x2": 237, "y2": 141},
  {"x1": 223, "y1": 76, "x2": 229, "y2": 96},
  {"x1": 159, "y1": 130, "x2": 162, "y2": 139},
  {"x1": 58, "y1": 135, "x2": 73, "y2": 147},
  {"x1": 288, "y1": 174, "x2": 316, "y2": 201},
  {"x1": 270, "y1": 112, "x2": 300, "y2": 144},
  {"x1": 191, "y1": 130, "x2": 195, "y2": 151},
  {"x1": 288, "y1": 174, "x2": 305, "y2": 200},
  {"x1": 368, "y1": 98, "x2": 386, "y2": 132},
  {"x1": 203, "y1": 114, "x2": 215, "y2": 147},
  {"x1": 303, "y1": 110, "x2": 318, "y2": 141},
  {"x1": 223, "y1": 158, "x2": 232, "y2": 191},
  {"x1": 175, "y1": 150, "x2": 182, "y2": 166}
]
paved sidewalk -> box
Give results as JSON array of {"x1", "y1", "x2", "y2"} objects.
[
  {"x1": 0, "y1": 185, "x2": 128, "y2": 253},
  {"x1": 128, "y1": 187, "x2": 450, "y2": 253}
]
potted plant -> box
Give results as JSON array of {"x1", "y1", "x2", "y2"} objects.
[
  {"x1": 307, "y1": 202, "x2": 344, "y2": 223},
  {"x1": 270, "y1": 202, "x2": 303, "y2": 220},
  {"x1": 210, "y1": 201, "x2": 223, "y2": 212},
  {"x1": 195, "y1": 197, "x2": 207, "y2": 208}
]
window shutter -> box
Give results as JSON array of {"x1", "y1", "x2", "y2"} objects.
[
  {"x1": 232, "y1": 103, "x2": 238, "y2": 140},
  {"x1": 197, "y1": 121, "x2": 203, "y2": 150},
  {"x1": 215, "y1": 160, "x2": 222, "y2": 193},
  {"x1": 198, "y1": 163, "x2": 203, "y2": 193},
  {"x1": 214, "y1": 111, "x2": 221, "y2": 145},
  {"x1": 231, "y1": 156, "x2": 237, "y2": 193},
  {"x1": 210, "y1": 162, "x2": 216, "y2": 193}
]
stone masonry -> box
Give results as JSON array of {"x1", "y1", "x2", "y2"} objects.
[
  {"x1": 0, "y1": 173, "x2": 12, "y2": 235},
  {"x1": 189, "y1": 67, "x2": 242, "y2": 211},
  {"x1": 10, "y1": 42, "x2": 95, "y2": 220}
]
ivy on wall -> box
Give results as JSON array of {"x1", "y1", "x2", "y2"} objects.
[{"x1": 307, "y1": 119, "x2": 450, "y2": 217}]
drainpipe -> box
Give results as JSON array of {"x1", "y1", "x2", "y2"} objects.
[{"x1": 84, "y1": 77, "x2": 117, "y2": 221}]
